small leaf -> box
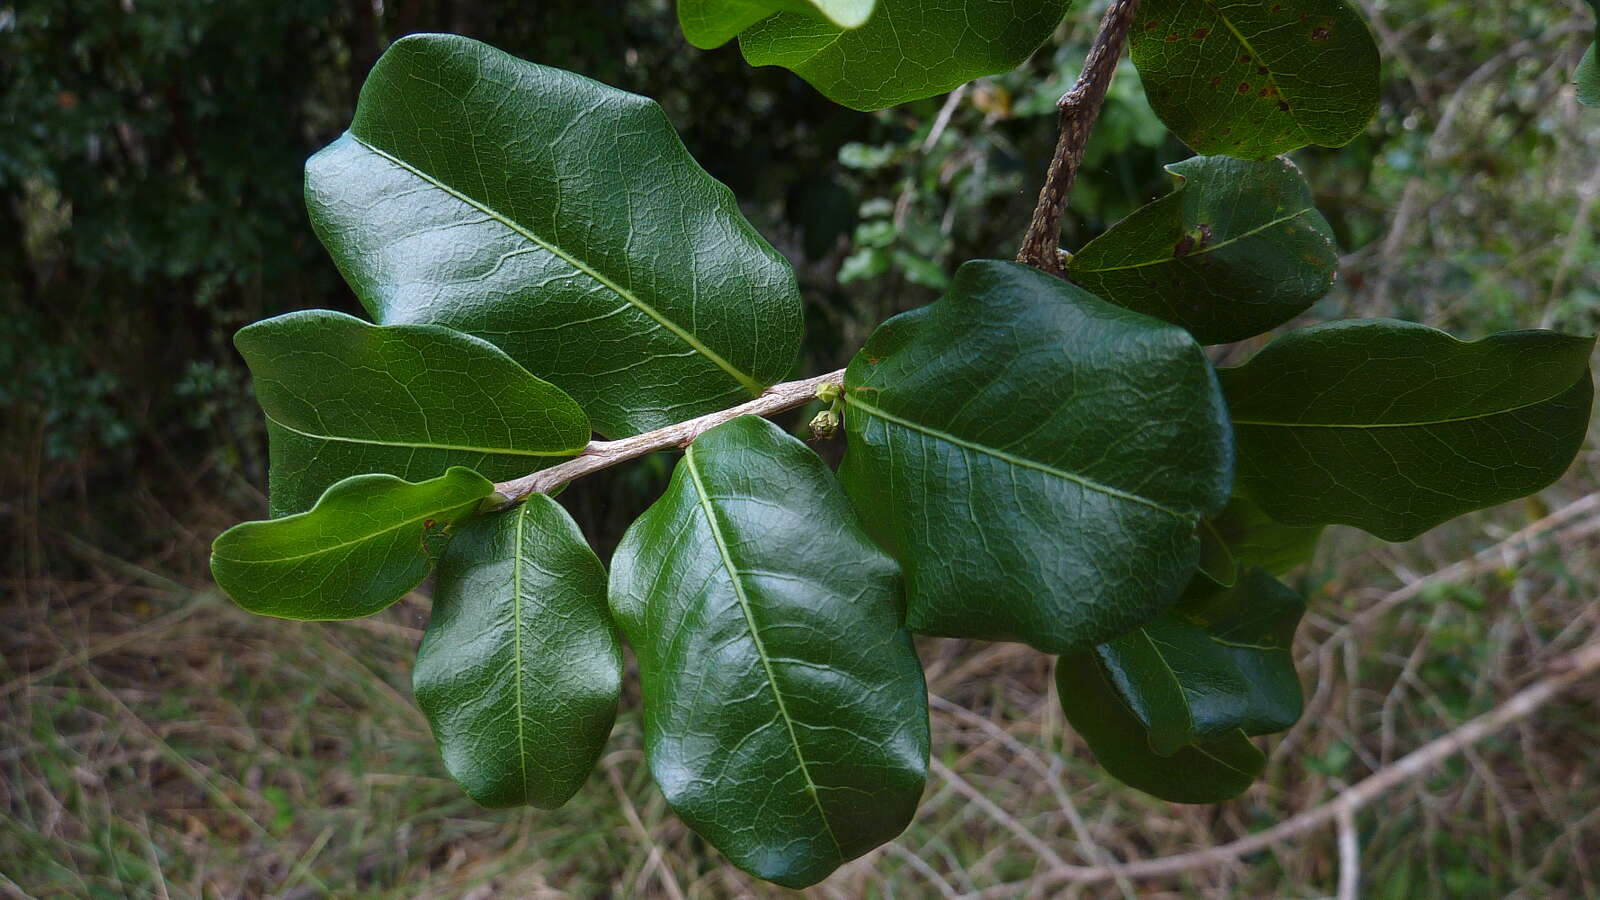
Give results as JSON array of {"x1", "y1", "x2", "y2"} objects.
[
  {"x1": 1220, "y1": 320, "x2": 1596, "y2": 541},
  {"x1": 739, "y1": 0, "x2": 1071, "y2": 111},
  {"x1": 839, "y1": 260, "x2": 1233, "y2": 654},
  {"x1": 415, "y1": 497, "x2": 622, "y2": 809},
  {"x1": 306, "y1": 34, "x2": 804, "y2": 438},
  {"x1": 679, "y1": 0, "x2": 876, "y2": 49},
  {"x1": 236, "y1": 310, "x2": 589, "y2": 517},
  {"x1": 1195, "y1": 518, "x2": 1238, "y2": 588},
  {"x1": 609, "y1": 416, "x2": 928, "y2": 889},
  {"x1": 1057, "y1": 648, "x2": 1264, "y2": 804},
  {"x1": 210, "y1": 467, "x2": 493, "y2": 620},
  {"x1": 1579, "y1": 43, "x2": 1599, "y2": 108},
  {"x1": 1129, "y1": 0, "x2": 1380, "y2": 159},
  {"x1": 1067, "y1": 155, "x2": 1337, "y2": 345},
  {"x1": 1205, "y1": 494, "x2": 1323, "y2": 576}
]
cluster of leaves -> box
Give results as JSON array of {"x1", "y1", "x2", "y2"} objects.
[{"x1": 210, "y1": 0, "x2": 1597, "y2": 889}]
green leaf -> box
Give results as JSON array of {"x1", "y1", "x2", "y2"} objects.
[
  {"x1": 679, "y1": 0, "x2": 876, "y2": 49},
  {"x1": 236, "y1": 310, "x2": 589, "y2": 517},
  {"x1": 1220, "y1": 319, "x2": 1596, "y2": 541},
  {"x1": 1129, "y1": 0, "x2": 1380, "y2": 159},
  {"x1": 1205, "y1": 494, "x2": 1323, "y2": 576},
  {"x1": 609, "y1": 416, "x2": 928, "y2": 889},
  {"x1": 415, "y1": 496, "x2": 622, "y2": 809},
  {"x1": 739, "y1": 0, "x2": 1071, "y2": 111},
  {"x1": 1195, "y1": 518, "x2": 1238, "y2": 588},
  {"x1": 210, "y1": 467, "x2": 493, "y2": 620},
  {"x1": 1579, "y1": 43, "x2": 1600, "y2": 108},
  {"x1": 305, "y1": 34, "x2": 804, "y2": 439},
  {"x1": 1067, "y1": 155, "x2": 1337, "y2": 345},
  {"x1": 839, "y1": 260, "x2": 1233, "y2": 654},
  {"x1": 1056, "y1": 648, "x2": 1264, "y2": 804},
  {"x1": 1096, "y1": 568, "x2": 1305, "y2": 756}
]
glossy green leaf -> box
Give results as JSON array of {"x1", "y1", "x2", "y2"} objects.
[
  {"x1": 1205, "y1": 494, "x2": 1323, "y2": 576},
  {"x1": 679, "y1": 0, "x2": 875, "y2": 49},
  {"x1": 839, "y1": 260, "x2": 1233, "y2": 654},
  {"x1": 1579, "y1": 43, "x2": 1599, "y2": 108},
  {"x1": 236, "y1": 310, "x2": 589, "y2": 517},
  {"x1": 739, "y1": 0, "x2": 1071, "y2": 111},
  {"x1": 1057, "y1": 648, "x2": 1264, "y2": 803},
  {"x1": 1067, "y1": 155, "x2": 1337, "y2": 345},
  {"x1": 415, "y1": 496, "x2": 622, "y2": 809},
  {"x1": 306, "y1": 34, "x2": 804, "y2": 438},
  {"x1": 1129, "y1": 0, "x2": 1380, "y2": 159},
  {"x1": 609, "y1": 416, "x2": 928, "y2": 889},
  {"x1": 1220, "y1": 319, "x2": 1595, "y2": 541},
  {"x1": 210, "y1": 467, "x2": 493, "y2": 620},
  {"x1": 1097, "y1": 568, "x2": 1304, "y2": 756}
]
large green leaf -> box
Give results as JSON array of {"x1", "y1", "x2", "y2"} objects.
[
  {"x1": 1067, "y1": 155, "x2": 1337, "y2": 345},
  {"x1": 1129, "y1": 0, "x2": 1380, "y2": 159},
  {"x1": 679, "y1": 0, "x2": 876, "y2": 49},
  {"x1": 415, "y1": 497, "x2": 622, "y2": 809},
  {"x1": 236, "y1": 310, "x2": 589, "y2": 517},
  {"x1": 1220, "y1": 319, "x2": 1595, "y2": 541},
  {"x1": 1095, "y1": 568, "x2": 1305, "y2": 756},
  {"x1": 609, "y1": 416, "x2": 928, "y2": 889},
  {"x1": 839, "y1": 260, "x2": 1233, "y2": 654},
  {"x1": 305, "y1": 34, "x2": 804, "y2": 438},
  {"x1": 739, "y1": 0, "x2": 1071, "y2": 111},
  {"x1": 210, "y1": 467, "x2": 493, "y2": 620},
  {"x1": 1057, "y1": 649, "x2": 1264, "y2": 804}
]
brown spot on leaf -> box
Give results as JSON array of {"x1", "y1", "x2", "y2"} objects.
[
  {"x1": 1174, "y1": 235, "x2": 1196, "y2": 257},
  {"x1": 1167, "y1": 31, "x2": 1183, "y2": 42},
  {"x1": 1312, "y1": 26, "x2": 1332, "y2": 40},
  {"x1": 1210, "y1": 75, "x2": 1224, "y2": 88},
  {"x1": 1192, "y1": 27, "x2": 1210, "y2": 39},
  {"x1": 1278, "y1": 100, "x2": 1292, "y2": 111},
  {"x1": 1239, "y1": 54, "x2": 1252, "y2": 63},
  {"x1": 1238, "y1": 82, "x2": 1252, "y2": 93},
  {"x1": 1197, "y1": 224, "x2": 1213, "y2": 249}
]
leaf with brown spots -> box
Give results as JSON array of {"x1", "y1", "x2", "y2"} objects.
[{"x1": 1129, "y1": 0, "x2": 1380, "y2": 159}]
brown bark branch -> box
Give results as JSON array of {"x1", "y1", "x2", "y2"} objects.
[
  {"x1": 492, "y1": 369, "x2": 845, "y2": 504},
  {"x1": 1016, "y1": 0, "x2": 1142, "y2": 276}
]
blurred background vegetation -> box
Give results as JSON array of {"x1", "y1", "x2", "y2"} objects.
[{"x1": 3, "y1": 0, "x2": 1598, "y2": 896}]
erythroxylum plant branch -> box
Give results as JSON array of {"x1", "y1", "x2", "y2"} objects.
[
  {"x1": 491, "y1": 368, "x2": 846, "y2": 504},
  {"x1": 1017, "y1": 0, "x2": 1142, "y2": 275}
]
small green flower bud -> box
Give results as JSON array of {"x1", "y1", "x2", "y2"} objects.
[
  {"x1": 808, "y1": 408, "x2": 841, "y2": 441},
  {"x1": 815, "y1": 381, "x2": 842, "y2": 405}
]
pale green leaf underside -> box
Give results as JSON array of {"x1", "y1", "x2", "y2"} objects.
[
  {"x1": 609, "y1": 416, "x2": 928, "y2": 889},
  {"x1": 1068, "y1": 155, "x2": 1337, "y2": 344},
  {"x1": 306, "y1": 33, "x2": 803, "y2": 439},
  {"x1": 415, "y1": 497, "x2": 622, "y2": 810},
  {"x1": 678, "y1": 0, "x2": 876, "y2": 49},
  {"x1": 740, "y1": 0, "x2": 1071, "y2": 111},
  {"x1": 1220, "y1": 319, "x2": 1595, "y2": 541},
  {"x1": 1129, "y1": 0, "x2": 1380, "y2": 159},
  {"x1": 839, "y1": 260, "x2": 1233, "y2": 654},
  {"x1": 235, "y1": 310, "x2": 589, "y2": 517},
  {"x1": 210, "y1": 467, "x2": 493, "y2": 620}
]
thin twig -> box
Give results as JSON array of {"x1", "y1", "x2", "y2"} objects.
[
  {"x1": 493, "y1": 368, "x2": 844, "y2": 503},
  {"x1": 1016, "y1": 0, "x2": 1142, "y2": 276}
]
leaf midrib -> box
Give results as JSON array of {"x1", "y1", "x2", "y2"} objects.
[
  {"x1": 1231, "y1": 390, "x2": 1569, "y2": 429},
  {"x1": 351, "y1": 135, "x2": 765, "y2": 396},
  {"x1": 1209, "y1": 5, "x2": 1315, "y2": 147},
  {"x1": 213, "y1": 499, "x2": 472, "y2": 565},
  {"x1": 265, "y1": 411, "x2": 584, "y2": 457},
  {"x1": 1070, "y1": 210, "x2": 1312, "y2": 274},
  {"x1": 848, "y1": 396, "x2": 1189, "y2": 520},
  {"x1": 682, "y1": 445, "x2": 845, "y2": 859},
  {"x1": 510, "y1": 503, "x2": 533, "y2": 803}
]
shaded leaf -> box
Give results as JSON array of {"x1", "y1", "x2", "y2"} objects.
[
  {"x1": 839, "y1": 260, "x2": 1233, "y2": 653},
  {"x1": 609, "y1": 416, "x2": 928, "y2": 889},
  {"x1": 236, "y1": 310, "x2": 589, "y2": 517},
  {"x1": 1579, "y1": 43, "x2": 1599, "y2": 108},
  {"x1": 415, "y1": 497, "x2": 622, "y2": 809},
  {"x1": 1205, "y1": 494, "x2": 1323, "y2": 576},
  {"x1": 679, "y1": 0, "x2": 876, "y2": 49},
  {"x1": 306, "y1": 34, "x2": 803, "y2": 438},
  {"x1": 1067, "y1": 155, "x2": 1337, "y2": 345},
  {"x1": 740, "y1": 0, "x2": 1070, "y2": 111},
  {"x1": 1195, "y1": 517, "x2": 1238, "y2": 588},
  {"x1": 1057, "y1": 649, "x2": 1264, "y2": 804},
  {"x1": 1129, "y1": 0, "x2": 1380, "y2": 159},
  {"x1": 210, "y1": 467, "x2": 493, "y2": 620},
  {"x1": 1220, "y1": 319, "x2": 1595, "y2": 541}
]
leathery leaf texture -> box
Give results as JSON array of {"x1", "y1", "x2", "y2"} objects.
[
  {"x1": 1579, "y1": 0, "x2": 1600, "y2": 107},
  {"x1": 839, "y1": 260, "x2": 1233, "y2": 654},
  {"x1": 210, "y1": 467, "x2": 493, "y2": 620},
  {"x1": 414, "y1": 496, "x2": 622, "y2": 809},
  {"x1": 1067, "y1": 155, "x2": 1337, "y2": 345},
  {"x1": 609, "y1": 416, "x2": 929, "y2": 889},
  {"x1": 678, "y1": 0, "x2": 876, "y2": 49},
  {"x1": 1129, "y1": 0, "x2": 1380, "y2": 159},
  {"x1": 305, "y1": 33, "x2": 803, "y2": 438},
  {"x1": 236, "y1": 310, "x2": 589, "y2": 517},
  {"x1": 739, "y1": 0, "x2": 1072, "y2": 111},
  {"x1": 1220, "y1": 319, "x2": 1595, "y2": 541}
]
